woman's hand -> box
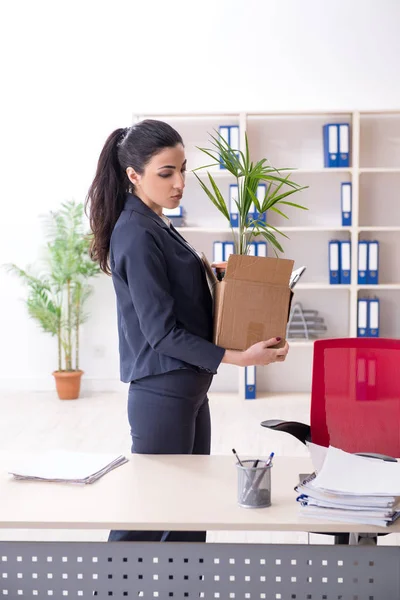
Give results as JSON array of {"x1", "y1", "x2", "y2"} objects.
[
  {"x1": 221, "y1": 337, "x2": 289, "y2": 367},
  {"x1": 242, "y1": 337, "x2": 289, "y2": 367}
]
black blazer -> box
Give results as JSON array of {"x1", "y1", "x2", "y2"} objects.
[{"x1": 110, "y1": 193, "x2": 226, "y2": 383}]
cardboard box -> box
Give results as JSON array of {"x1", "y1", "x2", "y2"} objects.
[{"x1": 212, "y1": 254, "x2": 294, "y2": 350}]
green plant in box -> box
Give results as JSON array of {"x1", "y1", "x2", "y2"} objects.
[{"x1": 193, "y1": 131, "x2": 308, "y2": 256}]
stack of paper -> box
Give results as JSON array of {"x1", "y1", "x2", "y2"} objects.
[
  {"x1": 296, "y1": 444, "x2": 400, "y2": 527},
  {"x1": 8, "y1": 451, "x2": 128, "y2": 484}
]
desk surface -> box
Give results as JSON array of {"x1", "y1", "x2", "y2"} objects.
[{"x1": 0, "y1": 454, "x2": 398, "y2": 534}]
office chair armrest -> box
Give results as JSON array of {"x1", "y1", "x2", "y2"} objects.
[
  {"x1": 355, "y1": 452, "x2": 397, "y2": 463},
  {"x1": 260, "y1": 419, "x2": 311, "y2": 445}
]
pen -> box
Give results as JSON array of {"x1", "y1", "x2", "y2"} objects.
[
  {"x1": 232, "y1": 448, "x2": 244, "y2": 466},
  {"x1": 265, "y1": 452, "x2": 274, "y2": 468},
  {"x1": 233, "y1": 448, "x2": 255, "y2": 494}
]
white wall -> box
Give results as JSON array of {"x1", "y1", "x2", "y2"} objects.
[{"x1": 1, "y1": 0, "x2": 400, "y2": 392}]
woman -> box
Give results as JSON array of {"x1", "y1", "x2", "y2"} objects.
[{"x1": 86, "y1": 119, "x2": 289, "y2": 542}]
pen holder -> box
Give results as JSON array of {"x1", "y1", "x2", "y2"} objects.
[{"x1": 236, "y1": 460, "x2": 272, "y2": 509}]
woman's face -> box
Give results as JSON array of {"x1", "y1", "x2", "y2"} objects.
[{"x1": 126, "y1": 144, "x2": 186, "y2": 215}]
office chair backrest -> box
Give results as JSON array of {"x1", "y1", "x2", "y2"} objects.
[{"x1": 311, "y1": 338, "x2": 400, "y2": 457}]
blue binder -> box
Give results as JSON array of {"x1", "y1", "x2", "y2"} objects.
[
  {"x1": 229, "y1": 125, "x2": 240, "y2": 159},
  {"x1": 357, "y1": 298, "x2": 369, "y2": 337},
  {"x1": 256, "y1": 183, "x2": 267, "y2": 223},
  {"x1": 213, "y1": 241, "x2": 224, "y2": 263},
  {"x1": 367, "y1": 298, "x2": 380, "y2": 337},
  {"x1": 245, "y1": 366, "x2": 256, "y2": 400},
  {"x1": 355, "y1": 357, "x2": 368, "y2": 401},
  {"x1": 367, "y1": 241, "x2": 379, "y2": 284},
  {"x1": 341, "y1": 182, "x2": 352, "y2": 226},
  {"x1": 338, "y1": 123, "x2": 350, "y2": 167},
  {"x1": 356, "y1": 357, "x2": 378, "y2": 402},
  {"x1": 218, "y1": 126, "x2": 230, "y2": 169},
  {"x1": 223, "y1": 241, "x2": 235, "y2": 261},
  {"x1": 229, "y1": 184, "x2": 239, "y2": 227},
  {"x1": 219, "y1": 125, "x2": 240, "y2": 169},
  {"x1": 246, "y1": 199, "x2": 257, "y2": 225},
  {"x1": 163, "y1": 205, "x2": 184, "y2": 227},
  {"x1": 358, "y1": 241, "x2": 368, "y2": 285},
  {"x1": 256, "y1": 241, "x2": 267, "y2": 257},
  {"x1": 323, "y1": 124, "x2": 339, "y2": 168},
  {"x1": 247, "y1": 241, "x2": 257, "y2": 256},
  {"x1": 329, "y1": 240, "x2": 340, "y2": 284},
  {"x1": 339, "y1": 240, "x2": 351, "y2": 284}
]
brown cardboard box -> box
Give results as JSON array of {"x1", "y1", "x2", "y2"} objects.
[{"x1": 212, "y1": 254, "x2": 294, "y2": 351}]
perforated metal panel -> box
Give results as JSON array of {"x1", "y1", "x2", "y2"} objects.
[{"x1": 0, "y1": 541, "x2": 399, "y2": 599}]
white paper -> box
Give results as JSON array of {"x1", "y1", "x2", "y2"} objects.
[
  {"x1": 306, "y1": 441, "x2": 328, "y2": 473},
  {"x1": 8, "y1": 451, "x2": 128, "y2": 484},
  {"x1": 313, "y1": 446, "x2": 400, "y2": 496}
]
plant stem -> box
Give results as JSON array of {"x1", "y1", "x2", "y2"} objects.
[
  {"x1": 57, "y1": 317, "x2": 62, "y2": 371},
  {"x1": 66, "y1": 279, "x2": 72, "y2": 370},
  {"x1": 75, "y1": 292, "x2": 80, "y2": 371}
]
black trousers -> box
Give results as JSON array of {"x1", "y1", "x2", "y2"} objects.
[{"x1": 108, "y1": 368, "x2": 213, "y2": 542}]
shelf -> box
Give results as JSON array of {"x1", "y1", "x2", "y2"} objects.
[
  {"x1": 357, "y1": 284, "x2": 400, "y2": 290},
  {"x1": 176, "y1": 226, "x2": 352, "y2": 234},
  {"x1": 296, "y1": 283, "x2": 351, "y2": 290},
  {"x1": 135, "y1": 109, "x2": 400, "y2": 394},
  {"x1": 358, "y1": 226, "x2": 400, "y2": 232},
  {"x1": 293, "y1": 168, "x2": 353, "y2": 174},
  {"x1": 359, "y1": 168, "x2": 400, "y2": 173},
  {"x1": 187, "y1": 168, "x2": 353, "y2": 177}
]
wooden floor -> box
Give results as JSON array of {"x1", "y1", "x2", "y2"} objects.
[{"x1": 0, "y1": 390, "x2": 398, "y2": 546}]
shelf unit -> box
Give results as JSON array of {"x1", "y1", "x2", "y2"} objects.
[{"x1": 133, "y1": 110, "x2": 400, "y2": 394}]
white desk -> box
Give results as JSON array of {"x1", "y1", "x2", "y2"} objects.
[
  {"x1": 1, "y1": 454, "x2": 399, "y2": 598},
  {"x1": 0, "y1": 454, "x2": 398, "y2": 534}
]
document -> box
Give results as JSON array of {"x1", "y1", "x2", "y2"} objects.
[{"x1": 8, "y1": 451, "x2": 128, "y2": 484}]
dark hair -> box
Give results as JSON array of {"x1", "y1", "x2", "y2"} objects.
[{"x1": 85, "y1": 119, "x2": 184, "y2": 274}]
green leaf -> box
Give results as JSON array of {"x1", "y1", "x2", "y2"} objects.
[
  {"x1": 270, "y1": 206, "x2": 289, "y2": 219},
  {"x1": 193, "y1": 173, "x2": 230, "y2": 221},
  {"x1": 279, "y1": 200, "x2": 309, "y2": 210}
]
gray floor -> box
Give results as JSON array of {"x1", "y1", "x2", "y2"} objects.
[{"x1": 0, "y1": 390, "x2": 398, "y2": 546}]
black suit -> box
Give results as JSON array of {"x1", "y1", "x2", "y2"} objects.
[{"x1": 108, "y1": 194, "x2": 225, "y2": 543}]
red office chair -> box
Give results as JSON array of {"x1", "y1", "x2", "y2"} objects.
[{"x1": 261, "y1": 338, "x2": 400, "y2": 543}]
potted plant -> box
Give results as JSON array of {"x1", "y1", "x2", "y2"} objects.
[
  {"x1": 193, "y1": 131, "x2": 308, "y2": 269},
  {"x1": 5, "y1": 201, "x2": 100, "y2": 400}
]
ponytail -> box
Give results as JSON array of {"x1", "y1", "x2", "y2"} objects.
[
  {"x1": 86, "y1": 120, "x2": 184, "y2": 275},
  {"x1": 85, "y1": 128, "x2": 129, "y2": 275}
]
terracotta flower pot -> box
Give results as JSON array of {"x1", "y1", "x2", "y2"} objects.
[
  {"x1": 212, "y1": 261, "x2": 228, "y2": 281},
  {"x1": 52, "y1": 370, "x2": 83, "y2": 400}
]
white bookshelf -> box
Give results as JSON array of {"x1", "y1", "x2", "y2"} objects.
[{"x1": 134, "y1": 110, "x2": 400, "y2": 395}]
